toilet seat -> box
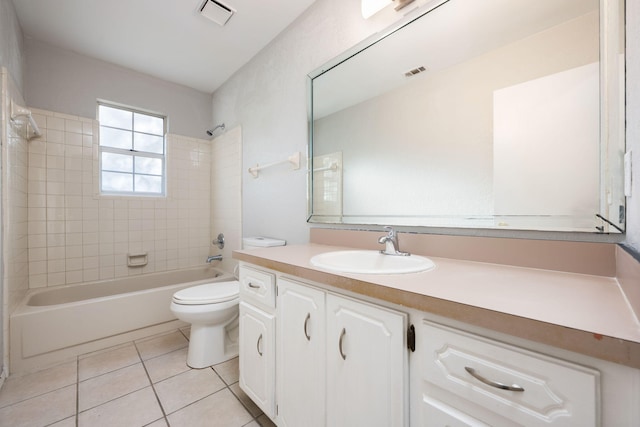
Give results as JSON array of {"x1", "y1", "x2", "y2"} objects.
[{"x1": 172, "y1": 280, "x2": 239, "y2": 305}]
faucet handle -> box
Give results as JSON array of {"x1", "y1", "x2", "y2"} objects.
[{"x1": 383, "y1": 225, "x2": 396, "y2": 237}]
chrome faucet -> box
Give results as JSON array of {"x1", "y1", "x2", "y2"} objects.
[
  {"x1": 378, "y1": 226, "x2": 410, "y2": 256},
  {"x1": 206, "y1": 254, "x2": 223, "y2": 263}
]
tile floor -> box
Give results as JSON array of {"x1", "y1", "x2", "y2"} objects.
[{"x1": 0, "y1": 329, "x2": 276, "y2": 427}]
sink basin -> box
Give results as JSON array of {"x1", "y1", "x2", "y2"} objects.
[{"x1": 310, "y1": 250, "x2": 435, "y2": 274}]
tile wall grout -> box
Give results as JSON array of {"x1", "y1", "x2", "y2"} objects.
[{"x1": 27, "y1": 108, "x2": 213, "y2": 290}]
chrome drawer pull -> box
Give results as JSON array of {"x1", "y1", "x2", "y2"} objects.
[
  {"x1": 304, "y1": 313, "x2": 311, "y2": 341},
  {"x1": 248, "y1": 281, "x2": 260, "y2": 289},
  {"x1": 257, "y1": 334, "x2": 263, "y2": 356},
  {"x1": 465, "y1": 367, "x2": 524, "y2": 392},
  {"x1": 339, "y1": 328, "x2": 347, "y2": 360}
]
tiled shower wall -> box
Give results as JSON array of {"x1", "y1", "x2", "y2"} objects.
[
  {"x1": 2, "y1": 70, "x2": 29, "y2": 313},
  {"x1": 210, "y1": 126, "x2": 242, "y2": 274},
  {"x1": 27, "y1": 108, "x2": 211, "y2": 288}
]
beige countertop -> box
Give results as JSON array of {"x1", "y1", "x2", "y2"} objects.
[{"x1": 234, "y1": 243, "x2": 640, "y2": 369}]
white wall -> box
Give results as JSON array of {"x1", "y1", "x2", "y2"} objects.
[
  {"x1": 23, "y1": 39, "x2": 213, "y2": 140},
  {"x1": 493, "y1": 62, "x2": 599, "y2": 219},
  {"x1": 212, "y1": 0, "x2": 640, "y2": 252},
  {"x1": 0, "y1": 0, "x2": 24, "y2": 92},
  {"x1": 210, "y1": 0, "x2": 400, "y2": 244}
]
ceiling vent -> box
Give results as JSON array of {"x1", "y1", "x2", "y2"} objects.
[
  {"x1": 404, "y1": 66, "x2": 426, "y2": 78},
  {"x1": 199, "y1": 0, "x2": 234, "y2": 26}
]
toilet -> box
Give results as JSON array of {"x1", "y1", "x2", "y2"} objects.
[
  {"x1": 170, "y1": 280, "x2": 240, "y2": 368},
  {"x1": 170, "y1": 236, "x2": 285, "y2": 368}
]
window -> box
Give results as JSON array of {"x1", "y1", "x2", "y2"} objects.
[{"x1": 98, "y1": 103, "x2": 166, "y2": 195}]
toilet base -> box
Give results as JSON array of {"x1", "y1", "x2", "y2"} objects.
[{"x1": 186, "y1": 317, "x2": 239, "y2": 369}]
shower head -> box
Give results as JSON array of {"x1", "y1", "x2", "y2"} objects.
[{"x1": 206, "y1": 123, "x2": 225, "y2": 137}]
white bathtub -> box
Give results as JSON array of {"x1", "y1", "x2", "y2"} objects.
[{"x1": 10, "y1": 266, "x2": 234, "y2": 374}]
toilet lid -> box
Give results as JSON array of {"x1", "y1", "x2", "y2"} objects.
[{"x1": 172, "y1": 280, "x2": 239, "y2": 305}]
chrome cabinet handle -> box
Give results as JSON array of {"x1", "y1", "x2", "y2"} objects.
[
  {"x1": 338, "y1": 328, "x2": 347, "y2": 360},
  {"x1": 248, "y1": 281, "x2": 260, "y2": 289},
  {"x1": 257, "y1": 334, "x2": 263, "y2": 356},
  {"x1": 465, "y1": 367, "x2": 524, "y2": 392},
  {"x1": 303, "y1": 313, "x2": 311, "y2": 341}
]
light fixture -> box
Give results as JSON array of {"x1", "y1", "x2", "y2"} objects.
[
  {"x1": 361, "y1": 0, "x2": 392, "y2": 19},
  {"x1": 199, "y1": 0, "x2": 234, "y2": 26},
  {"x1": 361, "y1": 0, "x2": 416, "y2": 19},
  {"x1": 394, "y1": 0, "x2": 415, "y2": 12}
]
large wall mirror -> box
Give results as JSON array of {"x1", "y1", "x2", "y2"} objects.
[{"x1": 308, "y1": 0, "x2": 626, "y2": 233}]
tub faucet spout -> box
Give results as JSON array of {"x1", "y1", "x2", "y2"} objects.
[{"x1": 206, "y1": 255, "x2": 223, "y2": 263}]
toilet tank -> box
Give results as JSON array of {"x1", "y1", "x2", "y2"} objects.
[{"x1": 242, "y1": 237, "x2": 286, "y2": 250}]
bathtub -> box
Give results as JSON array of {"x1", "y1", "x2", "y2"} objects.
[{"x1": 10, "y1": 266, "x2": 234, "y2": 374}]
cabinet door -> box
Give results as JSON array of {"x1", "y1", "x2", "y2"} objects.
[
  {"x1": 239, "y1": 301, "x2": 276, "y2": 419},
  {"x1": 276, "y1": 279, "x2": 326, "y2": 427},
  {"x1": 326, "y1": 294, "x2": 408, "y2": 427}
]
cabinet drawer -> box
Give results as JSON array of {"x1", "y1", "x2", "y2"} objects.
[
  {"x1": 420, "y1": 321, "x2": 599, "y2": 427},
  {"x1": 421, "y1": 395, "x2": 489, "y2": 427},
  {"x1": 239, "y1": 265, "x2": 275, "y2": 309}
]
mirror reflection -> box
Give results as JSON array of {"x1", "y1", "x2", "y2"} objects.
[{"x1": 309, "y1": 0, "x2": 625, "y2": 233}]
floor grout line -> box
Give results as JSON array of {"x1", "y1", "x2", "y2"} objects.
[
  {"x1": 77, "y1": 383, "x2": 153, "y2": 415},
  {"x1": 212, "y1": 365, "x2": 267, "y2": 427},
  {"x1": 0, "y1": 329, "x2": 260, "y2": 427},
  {"x1": 75, "y1": 355, "x2": 79, "y2": 427},
  {"x1": 78, "y1": 360, "x2": 143, "y2": 384},
  {"x1": 0, "y1": 385, "x2": 70, "y2": 411},
  {"x1": 135, "y1": 340, "x2": 170, "y2": 426}
]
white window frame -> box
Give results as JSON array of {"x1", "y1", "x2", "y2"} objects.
[{"x1": 98, "y1": 102, "x2": 167, "y2": 197}]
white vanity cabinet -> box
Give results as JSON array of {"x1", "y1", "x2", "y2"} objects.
[
  {"x1": 238, "y1": 266, "x2": 277, "y2": 419},
  {"x1": 237, "y1": 262, "x2": 632, "y2": 426},
  {"x1": 276, "y1": 278, "x2": 326, "y2": 427},
  {"x1": 276, "y1": 277, "x2": 409, "y2": 427},
  {"x1": 416, "y1": 321, "x2": 600, "y2": 427},
  {"x1": 325, "y1": 291, "x2": 408, "y2": 427}
]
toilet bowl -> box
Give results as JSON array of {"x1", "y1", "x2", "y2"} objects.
[
  {"x1": 170, "y1": 280, "x2": 240, "y2": 368},
  {"x1": 171, "y1": 236, "x2": 285, "y2": 368}
]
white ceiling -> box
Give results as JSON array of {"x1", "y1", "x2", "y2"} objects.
[
  {"x1": 12, "y1": 0, "x2": 316, "y2": 94},
  {"x1": 313, "y1": 0, "x2": 597, "y2": 118}
]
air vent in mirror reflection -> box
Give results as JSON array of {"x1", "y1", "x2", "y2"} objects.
[{"x1": 404, "y1": 66, "x2": 427, "y2": 77}]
